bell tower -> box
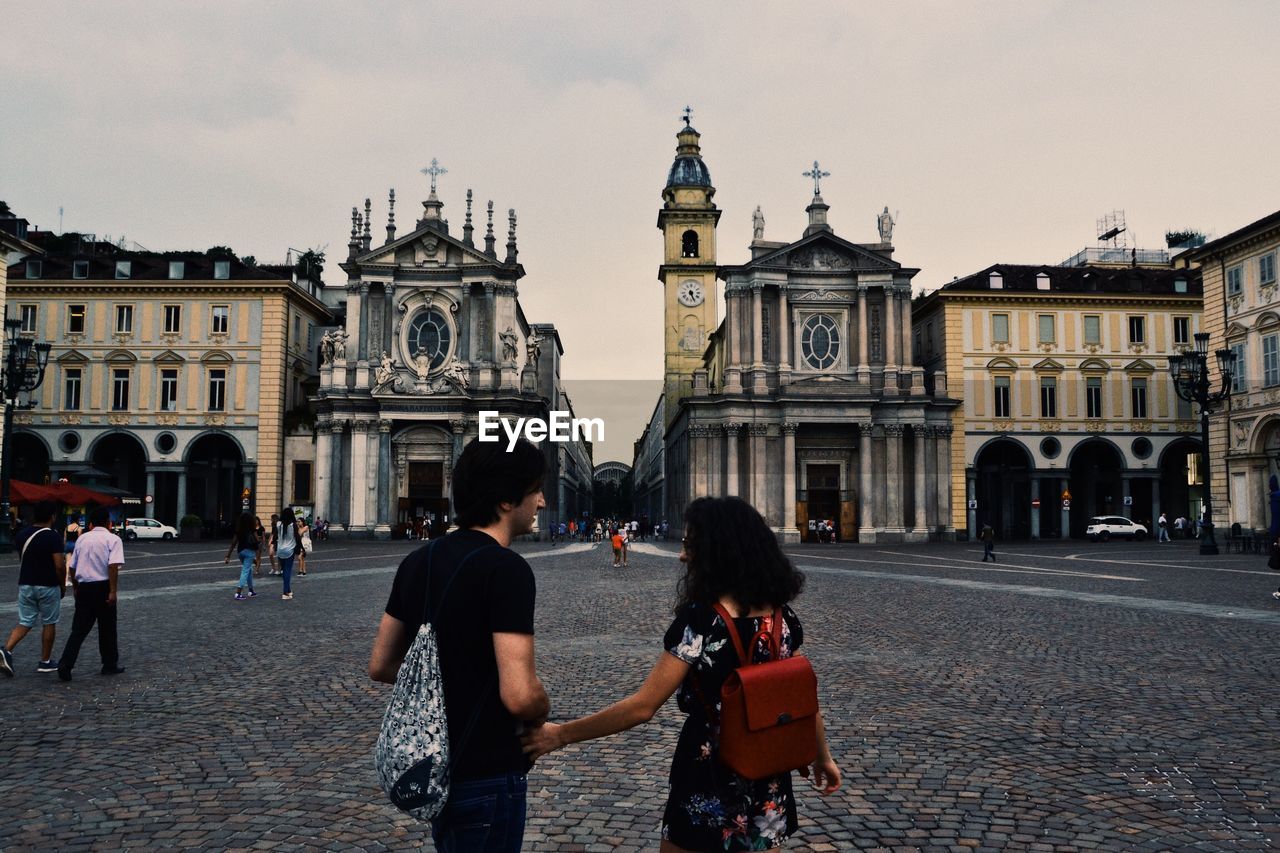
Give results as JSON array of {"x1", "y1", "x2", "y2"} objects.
[{"x1": 658, "y1": 109, "x2": 721, "y2": 427}]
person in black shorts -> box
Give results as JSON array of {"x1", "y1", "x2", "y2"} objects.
[
  {"x1": 369, "y1": 437, "x2": 551, "y2": 853},
  {"x1": 522, "y1": 496, "x2": 841, "y2": 852}
]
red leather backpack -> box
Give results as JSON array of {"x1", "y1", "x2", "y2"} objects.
[{"x1": 711, "y1": 603, "x2": 819, "y2": 780}]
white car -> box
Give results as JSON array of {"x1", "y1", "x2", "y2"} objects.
[
  {"x1": 122, "y1": 518, "x2": 179, "y2": 541},
  {"x1": 1085, "y1": 516, "x2": 1148, "y2": 542}
]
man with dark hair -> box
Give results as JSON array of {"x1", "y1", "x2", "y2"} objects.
[
  {"x1": 58, "y1": 505, "x2": 125, "y2": 681},
  {"x1": 1, "y1": 501, "x2": 66, "y2": 677},
  {"x1": 370, "y1": 437, "x2": 550, "y2": 852}
]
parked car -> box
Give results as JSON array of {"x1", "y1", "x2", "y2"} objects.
[
  {"x1": 1086, "y1": 516, "x2": 1148, "y2": 542},
  {"x1": 122, "y1": 518, "x2": 179, "y2": 541}
]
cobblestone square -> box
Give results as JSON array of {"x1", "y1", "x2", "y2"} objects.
[{"x1": 2, "y1": 536, "x2": 1278, "y2": 850}]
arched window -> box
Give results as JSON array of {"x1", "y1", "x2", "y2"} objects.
[
  {"x1": 801, "y1": 314, "x2": 841, "y2": 370},
  {"x1": 408, "y1": 308, "x2": 453, "y2": 370},
  {"x1": 681, "y1": 230, "x2": 699, "y2": 258}
]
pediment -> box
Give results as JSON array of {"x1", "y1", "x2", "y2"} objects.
[
  {"x1": 1079, "y1": 358, "x2": 1110, "y2": 372},
  {"x1": 355, "y1": 223, "x2": 506, "y2": 269},
  {"x1": 56, "y1": 349, "x2": 89, "y2": 363},
  {"x1": 201, "y1": 350, "x2": 234, "y2": 364},
  {"x1": 986, "y1": 357, "x2": 1018, "y2": 371},
  {"x1": 152, "y1": 349, "x2": 185, "y2": 364},
  {"x1": 1257, "y1": 311, "x2": 1280, "y2": 329},
  {"x1": 747, "y1": 231, "x2": 902, "y2": 272},
  {"x1": 1033, "y1": 358, "x2": 1065, "y2": 372},
  {"x1": 1125, "y1": 359, "x2": 1156, "y2": 372},
  {"x1": 105, "y1": 349, "x2": 137, "y2": 363},
  {"x1": 1225, "y1": 321, "x2": 1249, "y2": 338}
]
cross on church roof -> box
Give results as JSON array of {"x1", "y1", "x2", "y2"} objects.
[
  {"x1": 803, "y1": 160, "x2": 830, "y2": 196},
  {"x1": 420, "y1": 158, "x2": 448, "y2": 194},
  {"x1": 682, "y1": 105, "x2": 693, "y2": 128}
]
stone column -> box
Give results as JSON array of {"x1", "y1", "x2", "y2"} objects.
[
  {"x1": 345, "y1": 283, "x2": 363, "y2": 362},
  {"x1": 1121, "y1": 476, "x2": 1131, "y2": 518},
  {"x1": 751, "y1": 285, "x2": 764, "y2": 368},
  {"x1": 857, "y1": 285, "x2": 870, "y2": 383},
  {"x1": 884, "y1": 424, "x2": 904, "y2": 532},
  {"x1": 242, "y1": 469, "x2": 254, "y2": 514},
  {"x1": 448, "y1": 419, "x2": 467, "y2": 524},
  {"x1": 912, "y1": 424, "x2": 928, "y2": 536},
  {"x1": 1030, "y1": 476, "x2": 1041, "y2": 540},
  {"x1": 900, "y1": 288, "x2": 913, "y2": 369},
  {"x1": 782, "y1": 422, "x2": 798, "y2": 539},
  {"x1": 383, "y1": 285, "x2": 395, "y2": 355},
  {"x1": 145, "y1": 471, "x2": 156, "y2": 518},
  {"x1": 749, "y1": 424, "x2": 768, "y2": 519},
  {"x1": 724, "y1": 422, "x2": 740, "y2": 496},
  {"x1": 314, "y1": 418, "x2": 332, "y2": 522},
  {"x1": 858, "y1": 422, "x2": 875, "y2": 539},
  {"x1": 376, "y1": 420, "x2": 393, "y2": 532},
  {"x1": 935, "y1": 425, "x2": 952, "y2": 535},
  {"x1": 350, "y1": 420, "x2": 371, "y2": 531},
  {"x1": 777, "y1": 287, "x2": 791, "y2": 384},
  {"x1": 176, "y1": 471, "x2": 187, "y2": 526},
  {"x1": 1151, "y1": 477, "x2": 1161, "y2": 535},
  {"x1": 967, "y1": 470, "x2": 978, "y2": 540},
  {"x1": 724, "y1": 288, "x2": 743, "y2": 393},
  {"x1": 883, "y1": 287, "x2": 898, "y2": 378},
  {"x1": 692, "y1": 426, "x2": 710, "y2": 498},
  {"x1": 329, "y1": 421, "x2": 345, "y2": 527},
  {"x1": 358, "y1": 282, "x2": 372, "y2": 361}
]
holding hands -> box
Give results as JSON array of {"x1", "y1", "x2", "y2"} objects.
[{"x1": 521, "y1": 721, "x2": 564, "y2": 762}]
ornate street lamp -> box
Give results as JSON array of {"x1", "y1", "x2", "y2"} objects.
[
  {"x1": 1169, "y1": 331, "x2": 1237, "y2": 555},
  {"x1": 0, "y1": 313, "x2": 52, "y2": 552}
]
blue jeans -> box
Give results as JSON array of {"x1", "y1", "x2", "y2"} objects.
[
  {"x1": 430, "y1": 773, "x2": 526, "y2": 853},
  {"x1": 279, "y1": 555, "x2": 295, "y2": 594},
  {"x1": 238, "y1": 549, "x2": 256, "y2": 590}
]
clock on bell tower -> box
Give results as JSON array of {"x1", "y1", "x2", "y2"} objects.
[{"x1": 658, "y1": 110, "x2": 721, "y2": 427}]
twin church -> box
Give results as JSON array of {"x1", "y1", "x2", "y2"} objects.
[{"x1": 315, "y1": 118, "x2": 955, "y2": 541}]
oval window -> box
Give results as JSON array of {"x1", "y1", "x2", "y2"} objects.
[
  {"x1": 59, "y1": 431, "x2": 81, "y2": 453},
  {"x1": 1040, "y1": 437, "x2": 1061, "y2": 459},
  {"x1": 801, "y1": 314, "x2": 841, "y2": 370},
  {"x1": 407, "y1": 308, "x2": 453, "y2": 371}
]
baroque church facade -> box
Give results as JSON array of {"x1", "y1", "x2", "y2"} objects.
[
  {"x1": 657, "y1": 121, "x2": 958, "y2": 542},
  {"x1": 312, "y1": 171, "x2": 593, "y2": 537}
]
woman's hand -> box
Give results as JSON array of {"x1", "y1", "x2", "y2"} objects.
[
  {"x1": 809, "y1": 756, "x2": 841, "y2": 793},
  {"x1": 520, "y1": 722, "x2": 564, "y2": 761}
]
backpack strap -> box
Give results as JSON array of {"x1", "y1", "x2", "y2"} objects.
[
  {"x1": 712, "y1": 602, "x2": 784, "y2": 665},
  {"x1": 711, "y1": 602, "x2": 750, "y2": 665}
]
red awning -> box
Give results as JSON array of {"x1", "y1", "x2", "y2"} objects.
[{"x1": 9, "y1": 480, "x2": 122, "y2": 508}]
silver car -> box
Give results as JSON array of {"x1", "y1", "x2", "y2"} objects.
[{"x1": 1085, "y1": 516, "x2": 1148, "y2": 542}]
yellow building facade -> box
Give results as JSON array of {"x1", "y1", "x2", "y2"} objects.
[{"x1": 915, "y1": 264, "x2": 1203, "y2": 539}]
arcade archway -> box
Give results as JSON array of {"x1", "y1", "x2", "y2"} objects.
[
  {"x1": 90, "y1": 432, "x2": 147, "y2": 496},
  {"x1": 10, "y1": 432, "x2": 51, "y2": 485},
  {"x1": 974, "y1": 439, "x2": 1033, "y2": 540},
  {"x1": 186, "y1": 433, "x2": 244, "y2": 535},
  {"x1": 1068, "y1": 439, "x2": 1124, "y2": 537}
]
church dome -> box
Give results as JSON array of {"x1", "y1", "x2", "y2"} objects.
[{"x1": 666, "y1": 125, "x2": 712, "y2": 188}]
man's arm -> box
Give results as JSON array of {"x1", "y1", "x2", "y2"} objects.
[
  {"x1": 106, "y1": 563, "x2": 121, "y2": 606},
  {"x1": 493, "y1": 632, "x2": 549, "y2": 723},
  {"x1": 369, "y1": 612, "x2": 413, "y2": 684},
  {"x1": 52, "y1": 552, "x2": 67, "y2": 589}
]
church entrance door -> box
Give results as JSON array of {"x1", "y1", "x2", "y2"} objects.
[
  {"x1": 405, "y1": 461, "x2": 448, "y2": 538},
  {"x1": 806, "y1": 464, "x2": 840, "y2": 543}
]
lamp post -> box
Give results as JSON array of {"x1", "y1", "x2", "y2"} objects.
[
  {"x1": 0, "y1": 313, "x2": 52, "y2": 553},
  {"x1": 1169, "y1": 331, "x2": 1237, "y2": 556}
]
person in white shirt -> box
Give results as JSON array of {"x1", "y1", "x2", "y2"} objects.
[{"x1": 58, "y1": 506, "x2": 125, "y2": 681}]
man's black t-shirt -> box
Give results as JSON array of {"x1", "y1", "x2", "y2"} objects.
[
  {"x1": 384, "y1": 529, "x2": 536, "y2": 781},
  {"x1": 17, "y1": 526, "x2": 63, "y2": 587}
]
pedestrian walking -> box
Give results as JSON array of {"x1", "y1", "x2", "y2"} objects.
[
  {"x1": 224, "y1": 512, "x2": 260, "y2": 601},
  {"x1": 273, "y1": 508, "x2": 303, "y2": 600},
  {"x1": 370, "y1": 437, "x2": 550, "y2": 852},
  {"x1": 1, "y1": 501, "x2": 67, "y2": 677},
  {"x1": 297, "y1": 517, "x2": 313, "y2": 576},
  {"x1": 610, "y1": 529, "x2": 624, "y2": 567},
  {"x1": 253, "y1": 516, "x2": 267, "y2": 576},
  {"x1": 267, "y1": 513, "x2": 280, "y2": 575},
  {"x1": 522, "y1": 496, "x2": 841, "y2": 851},
  {"x1": 57, "y1": 506, "x2": 125, "y2": 681},
  {"x1": 980, "y1": 521, "x2": 996, "y2": 562},
  {"x1": 1157, "y1": 512, "x2": 1171, "y2": 543}
]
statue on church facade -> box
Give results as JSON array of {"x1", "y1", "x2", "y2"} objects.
[
  {"x1": 878, "y1": 206, "x2": 895, "y2": 243},
  {"x1": 331, "y1": 327, "x2": 349, "y2": 362},
  {"x1": 374, "y1": 351, "x2": 396, "y2": 387},
  {"x1": 526, "y1": 330, "x2": 542, "y2": 364},
  {"x1": 319, "y1": 331, "x2": 336, "y2": 365},
  {"x1": 500, "y1": 327, "x2": 520, "y2": 363},
  {"x1": 752, "y1": 206, "x2": 765, "y2": 240}
]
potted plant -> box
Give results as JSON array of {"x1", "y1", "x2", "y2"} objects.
[{"x1": 180, "y1": 514, "x2": 204, "y2": 540}]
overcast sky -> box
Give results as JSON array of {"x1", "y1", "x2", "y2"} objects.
[{"x1": 4, "y1": 2, "x2": 1278, "y2": 459}]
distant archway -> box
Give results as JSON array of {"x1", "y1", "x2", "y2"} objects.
[
  {"x1": 1068, "y1": 439, "x2": 1124, "y2": 537},
  {"x1": 90, "y1": 432, "x2": 147, "y2": 496},
  {"x1": 185, "y1": 432, "x2": 244, "y2": 535},
  {"x1": 10, "y1": 432, "x2": 51, "y2": 485},
  {"x1": 974, "y1": 439, "x2": 1033, "y2": 540}
]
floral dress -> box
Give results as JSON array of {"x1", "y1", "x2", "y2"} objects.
[{"x1": 662, "y1": 601, "x2": 804, "y2": 851}]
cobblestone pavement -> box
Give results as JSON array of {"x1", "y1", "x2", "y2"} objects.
[{"x1": 1, "y1": 535, "x2": 1278, "y2": 850}]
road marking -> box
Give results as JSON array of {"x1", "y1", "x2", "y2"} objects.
[
  {"x1": 999, "y1": 550, "x2": 1277, "y2": 577},
  {"x1": 824, "y1": 550, "x2": 1141, "y2": 582}
]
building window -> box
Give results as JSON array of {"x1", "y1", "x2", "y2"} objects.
[
  {"x1": 1227, "y1": 264, "x2": 1243, "y2": 296},
  {"x1": 115, "y1": 261, "x2": 132, "y2": 279},
  {"x1": 160, "y1": 368, "x2": 179, "y2": 411},
  {"x1": 991, "y1": 313, "x2": 1009, "y2": 344},
  {"x1": 67, "y1": 305, "x2": 86, "y2": 334},
  {"x1": 926, "y1": 322, "x2": 934, "y2": 356},
  {"x1": 1265, "y1": 334, "x2": 1280, "y2": 388},
  {"x1": 1038, "y1": 314, "x2": 1055, "y2": 344},
  {"x1": 1176, "y1": 387, "x2": 1193, "y2": 419},
  {"x1": 207, "y1": 368, "x2": 227, "y2": 411},
  {"x1": 1261, "y1": 253, "x2": 1277, "y2": 286},
  {"x1": 72, "y1": 260, "x2": 89, "y2": 279},
  {"x1": 115, "y1": 305, "x2": 134, "y2": 334},
  {"x1": 164, "y1": 304, "x2": 182, "y2": 334},
  {"x1": 64, "y1": 368, "x2": 82, "y2": 411},
  {"x1": 19, "y1": 305, "x2": 37, "y2": 334},
  {"x1": 25, "y1": 260, "x2": 41, "y2": 279},
  {"x1": 213, "y1": 260, "x2": 231, "y2": 280},
  {"x1": 1086, "y1": 376, "x2": 1103, "y2": 418},
  {"x1": 1036, "y1": 272, "x2": 1050, "y2": 290},
  {"x1": 407, "y1": 308, "x2": 453, "y2": 371},
  {"x1": 1173, "y1": 316, "x2": 1190, "y2": 346},
  {"x1": 800, "y1": 313, "x2": 841, "y2": 370},
  {"x1": 211, "y1": 305, "x2": 230, "y2": 335},
  {"x1": 293, "y1": 314, "x2": 301, "y2": 347},
  {"x1": 994, "y1": 376, "x2": 1011, "y2": 418},
  {"x1": 1230, "y1": 342, "x2": 1247, "y2": 393},
  {"x1": 1174, "y1": 277, "x2": 1188, "y2": 294},
  {"x1": 1128, "y1": 316, "x2": 1145, "y2": 345},
  {"x1": 112, "y1": 369, "x2": 131, "y2": 410},
  {"x1": 989, "y1": 272, "x2": 1003, "y2": 289},
  {"x1": 1083, "y1": 315, "x2": 1101, "y2": 345},
  {"x1": 1040, "y1": 377, "x2": 1057, "y2": 418},
  {"x1": 169, "y1": 261, "x2": 185, "y2": 280},
  {"x1": 1131, "y1": 377, "x2": 1148, "y2": 418},
  {"x1": 292, "y1": 461, "x2": 313, "y2": 504},
  {"x1": 681, "y1": 230, "x2": 699, "y2": 258}
]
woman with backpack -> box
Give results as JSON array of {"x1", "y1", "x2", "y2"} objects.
[
  {"x1": 272, "y1": 508, "x2": 303, "y2": 601},
  {"x1": 223, "y1": 512, "x2": 259, "y2": 601},
  {"x1": 522, "y1": 496, "x2": 840, "y2": 852}
]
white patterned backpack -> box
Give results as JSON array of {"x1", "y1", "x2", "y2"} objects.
[{"x1": 374, "y1": 542, "x2": 497, "y2": 820}]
